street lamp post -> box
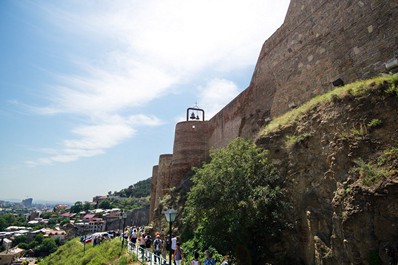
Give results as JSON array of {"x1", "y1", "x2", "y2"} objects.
[{"x1": 164, "y1": 209, "x2": 177, "y2": 265}]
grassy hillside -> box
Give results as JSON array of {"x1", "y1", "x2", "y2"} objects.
[
  {"x1": 259, "y1": 74, "x2": 398, "y2": 136},
  {"x1": 38, "y1": 238, "x2": 139, "y2": 265}
]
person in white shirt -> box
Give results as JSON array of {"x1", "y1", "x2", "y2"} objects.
[{"x1": 171, "y1": 235, "x2": 177, "y2": 252}]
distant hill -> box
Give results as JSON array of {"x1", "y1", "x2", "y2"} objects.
[
  {"x1": 111, "y1": 178, "x2": 151, "y2": 198},
  {"x1": 99, "y1": 178, "x2": 151, "y2": 211}
]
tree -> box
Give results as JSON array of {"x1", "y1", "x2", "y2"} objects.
[
  {"x1": 40, "y1": 238, "x2": 58, "y2": 254},
  {"x1": 99, "y1": 199, "x2": 112, "y2": 209},
  {"x1": 183, "y1": 138, "x2": 289, "y2": 264},
  {"x1": 0, "y1": 216, "x2": 7, "y2": 231},
  {"x1": 83, "y1": 202, "x2": 92, "y2": 211},
  {"x1": 0, "y1": 213, "x2": 26, "y2": 230},
  {"x1": 18, "y1": 242, "x2": 29, "y2": 250},
  {"x1": 13, "y1": 235, "x2": 28, "y2": 246},
  {"x1": 70, "y1": 201, "x2": 83, "y2": 213},
  {"x1": 40, "y1": 212, "x2": 54, "y2": 219},
  {"x1": 34, "y1": 234, "x2": 44, "y2": 244}
]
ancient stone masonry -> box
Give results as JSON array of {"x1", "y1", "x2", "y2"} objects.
[
  {"x1": 150, "y1": 121, "x2": 209, "y2": 221},
  {"x1": 150, "y1": 0, "x2": 398, "y2": 222}
]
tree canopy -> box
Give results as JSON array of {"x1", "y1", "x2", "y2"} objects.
[{"x1": 183, "y1": 138, "x2": 289, "y2": 264}]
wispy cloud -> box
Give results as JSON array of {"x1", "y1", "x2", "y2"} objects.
[
  {"x1": 26, "y1": 114, "x2": 162, "y2": 166},
  {"x1": 24, "y1": 0, "x2": 289, "y2": 165},
  {"x1": 198, "y1": 79, "x2": 240, "y2": 119}
]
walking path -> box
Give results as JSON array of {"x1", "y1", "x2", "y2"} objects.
[{"x1": 127, "y1": 241, "x2": 169, "y2": 265}]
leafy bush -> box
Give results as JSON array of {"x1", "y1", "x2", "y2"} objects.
[{"x1": 183, "y1": 138, "x2": 289, "y2": 264}]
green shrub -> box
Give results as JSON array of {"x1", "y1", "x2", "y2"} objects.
[
  {"x1": 354, "y1": 159, "x2": 387, "y2": 186},
  {"x1": 338, "y1": 123, "x2": 368, "y2": 141},
  {"x1": 183, "y1": 138, "x2": 289, "y2": 263},
  {"x1": 367, "y1": 119, "x2": 383, "y2": 128},
  {"x1": 285, "y1": 133, "x2": 311, "y2": 150}
]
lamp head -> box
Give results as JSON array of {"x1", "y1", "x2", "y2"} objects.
[{"x1": 164, "y1": 208, "x2": 177, "y2": 222}]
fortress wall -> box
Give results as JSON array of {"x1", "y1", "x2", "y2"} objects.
[
  {"x1": 150, "y1": 165, "x2": 158, "y2": 222},
  {"x1": 170, "y1": 121, "x2": 209, "y2": 187},
  {"x1": 156, "y1": 155, "x2": 172, "y2": 205},
  {"x1": 150, "y1": 0, "x2": 398, "y2": 223},
  {"x1": 207, "y1": 0, "x2": 398, "y2": 149},
  {"x1": 261, "y1": 0, "x2": 398, "y2": 117}
]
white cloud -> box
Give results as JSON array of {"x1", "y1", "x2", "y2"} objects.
[
  {"x1": 26, "y1": 114, "x2": 162, "y2": 167},
  {"x1": 25, "y1": 0, "x2": 289, "y2": 165},
  {"x1": 198, "y1": 79, "x2": 240, "y2": 119}
]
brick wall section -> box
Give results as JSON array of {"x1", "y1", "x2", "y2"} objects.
[
  {"x1": 149, "y1": 122, "x2": 209, "y2": 222},
  {"x1": 207, "y1": 0, "x2": 398, "y2": 149},
  {"x1": 156, "y1": 154, "x2": 172, "y2": 206},
  {"x1": 170, "y1": 121, "x2": 209, "y2": 187},
  {"x1": 150, "y1": 0, "x2": 398, "y2": 222},
  {"x1": 149, "y1": 165, "x2": 158, "y2": 222}
]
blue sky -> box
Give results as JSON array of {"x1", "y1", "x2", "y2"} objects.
[{"x1": 0, "y1": 0, "x2": 290, "y2": 203}]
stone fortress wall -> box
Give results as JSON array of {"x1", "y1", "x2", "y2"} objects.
[{"x1": 150, "y1": 0, "x2": 398, "y2": 222}]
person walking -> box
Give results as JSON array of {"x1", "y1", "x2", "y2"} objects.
[
  {"x1": 131, "y1": 227, "x2": 137, "y2": 247},
  {"x1": 153, "y1": 234, "x2": 163, "y2": 264},
  {"x1": 191, "y1": 252, "x2": 202, "y2": 265},
  {"x1": 139, "y1": 233, "x2": 146, "y2": 261},
  {"x1": 171, "y1": 235, "x2": 177, "y2": 253},
  {"x1": 145, "y1": 233, "x2": 152, "y2": 261},
  {"x1": 203, "y1": 250, "x2": 215, "y2": 265},
  {"x1": 173, "y1": 242, "x2": 184, "y2": 265}
]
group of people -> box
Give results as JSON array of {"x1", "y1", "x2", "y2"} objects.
[
  {"x1": 127, "y1": 226, "x2": 168, "y2": 263},
  {"x1": 126, "y1": 226, "x2": 228, "y2": 265}
]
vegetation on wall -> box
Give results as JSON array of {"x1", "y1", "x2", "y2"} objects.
[
  {"x1": 182, "y1": 138, "x2": 290, "y2": 264},
  {"x1": 353, "y1": 146, "x2": 398, "y2": 187},
  {"x1": 260, "y1": 74, "x2": 398, "y2": 136}
]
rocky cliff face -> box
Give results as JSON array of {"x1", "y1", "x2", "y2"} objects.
[{"x1": 256, "y1": 77, "x2": 398, "y2": 264}]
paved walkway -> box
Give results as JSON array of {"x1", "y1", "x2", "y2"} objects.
[{"x1": 127, "y1": 241, "x2": 169, "y2": 265}]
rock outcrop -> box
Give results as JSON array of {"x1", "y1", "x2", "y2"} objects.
[{"x1": 256, "y1": 79, "x2": 398, "y2": 264}]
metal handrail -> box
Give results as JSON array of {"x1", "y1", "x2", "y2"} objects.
[{"x1": 127, "y1": 241, "x2": 168, "y2": 265}]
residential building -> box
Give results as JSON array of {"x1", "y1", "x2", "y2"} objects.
[
  {"x1": 88, "y1": 218, "x2": 105, "y2": 233},
  {"x1": 0, "y1": 247, "x2": 24, "y2": 265}
]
